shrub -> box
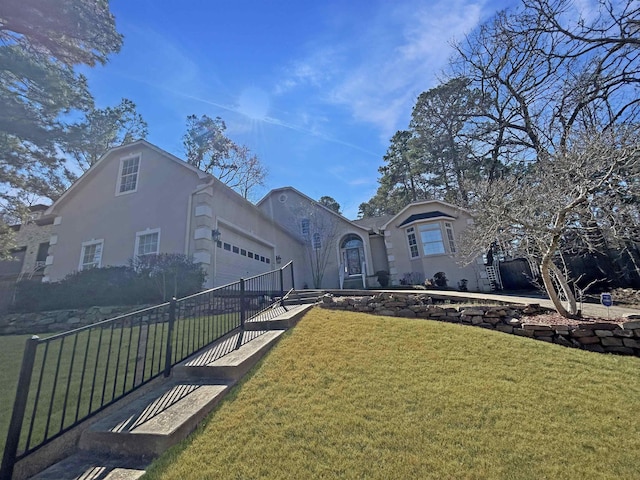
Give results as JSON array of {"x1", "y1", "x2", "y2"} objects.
[
  {"x1": 130, "y1": 254, "x2": 207, "y2": 301},
  {"x1": 400, "y1": 272, "x2": 424, "y2": 286},
  {"x1": 433, "y1": 272, "x2": 448, "y2": 288},
  {"x1": 12, "y1": 255, "x2": 206, "y2": 313},
  {"x1": 376, "y1": 270, "x2": 390, "y2": 287}
]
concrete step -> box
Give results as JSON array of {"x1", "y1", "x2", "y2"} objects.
[
  {"x1": 79, "y1": 380, "x2": 229, "y2": 457},
  {"x1": 26, "y1": 299, "x2": 313, "y2": 479},
  {"x1": 284, "y1": 290, "x2": 323, "y2": 305},
  {"x1": 245, "y1": 303, "x2": 314, "y2": 330},
  {"x1": 172, "y1": 329, "x2": 286, "y2": 381},
  {"x1": 31, "y1": 451, "x2": 147, "y2": 480},
  {"x1": 284, "y1": 297, "x2": 320, "y2": 306}
]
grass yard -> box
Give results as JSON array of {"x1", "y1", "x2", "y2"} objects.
[
  {"x1": 0, "y1": 334, "x2": 35, "y2": 455},
  {"x1": 145, "y1": 308, "x2": 640, "y2": 480}
]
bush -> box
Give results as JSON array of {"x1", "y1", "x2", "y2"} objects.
[
  {"x1": 376, "y1": 270, "x2": 390, "y2": 287},
  {"x1": 130, "y1": 254, "x2": 207, "y2": 301},
  {"x1": 399, "y1": 272, "x2": 424, "y2": 286},
  {"x1": 433, "y1": 272, "x2": 448, "y2": 288},
  {"x1": 12, "y1": 255, "x2": 206, "y2": 313}
]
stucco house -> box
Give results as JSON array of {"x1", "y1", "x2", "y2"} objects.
[
  {"x1": 258, "y1": 187, "x2": 388, "y2": 289},
  {"x1": 257, "y1": 189, "x2": 494, "y2": 291},
  {"x1": 42, "y1": 140, "x2": 307, "y2": 288},
  {"x1": 38, "y1": 140, "x2": 493, "y2": 293},
  {"x1": 375, "y1": 201, "x2": 491, "y2": 291}
]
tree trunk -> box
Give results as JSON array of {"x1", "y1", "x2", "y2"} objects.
[
  {"x1": 549, "y1": 261, "x2": 578, "y2": 315},
  {"x1": 540, "y1": 256, "x2": 578, "y2": 318}
]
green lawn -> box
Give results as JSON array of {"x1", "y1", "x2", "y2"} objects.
[
  {"x1": 0, "y1": 334, "x2": 35, "y2": 456},
  {"x1": 144, "y1": 308, "x2": 640, "y2": 480}
]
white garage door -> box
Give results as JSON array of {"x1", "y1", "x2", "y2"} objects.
[{"x1": 215, "y1": 227, "x2": 274, "y2": 286}]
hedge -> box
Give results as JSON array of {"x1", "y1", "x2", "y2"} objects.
[{"x1": 12, "y1": 254, "x2": 206, "y2": 313}]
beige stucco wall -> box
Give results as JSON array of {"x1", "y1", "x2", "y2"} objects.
[
  {"x1": 45, "y1": 144, "x2": 205, "y2": 281},
  {"x1": 258, "y1": 189, "x2": 374, "y2": 289},
  {"x1": 384, "y1": 203, "x2": 485, "y2": 291},
  {"x1": 188, "y1": 182, "x2": 307, "y2": 288},
  {"x1": 368, "y1": 235, "x2": 389, "y2": 275},
  {"x1": 42, "y1": 143, "x2": 311, "y2": 291}
]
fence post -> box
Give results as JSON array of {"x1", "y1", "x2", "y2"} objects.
[
  {"x1": 290, "y1": 262, "x2": 295, "y2": 291},
  {"x1": 240, "y1": 279, "x2": 246, "y2": 331},
  {"x1": 1, "y1": 335, "x2": 39, "y2": 480},
  {"x1": 164, "y1": 298, "x2": 177, "y2": 378},
  {"x1": 279, "y1": 268, "x2": 285, "y2": 307}
]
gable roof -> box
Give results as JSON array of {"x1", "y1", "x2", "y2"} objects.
[
  {"x1": 351, "y1": 214, "x2": 394, "y2": 233},
  {"x1": 45, "y1": 140, "x2": 211, "y2": 215},
  {"x1": 258, "y1": 186, "x2": 371, "y2": 233},
  {"x1": 381, "y1": 200, "x2": 470, "y2": 230}
]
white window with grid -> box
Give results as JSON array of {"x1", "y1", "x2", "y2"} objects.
[
  {"x1": 300, "y1": 218, "x2": 310, "y2": 236},
  {"x1": 79, "y1": 240, "x2": 104, "y2": 270},
  {"x1": 445, "y1": 222, "x2": 456, "y2": 253},
  {"x1": 135, "y1": 229, "x2": 160, "y2": 257},
  {"x1": 406, "y1": 227, "x2": 419, "y2": 258},
  {"x1": 418, "y1": 223, "x2": 445, "y2": 256},
  {"x1": 116, "y1": 155, "x2": 140, "y2": 195},
  {"x1": 312, "y1": 232, "x2": 322, "y2": 250}
]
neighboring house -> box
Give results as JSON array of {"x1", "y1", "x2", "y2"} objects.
[
  {"x1": 0, "y1": 205, "x2": 54, "y2": 311},
  {"x1": 43, "y1": 141, "x2": 307, "y2": 288},
  {"x1": 0, "y1": 205, "x2": 54, "y2": 280}
]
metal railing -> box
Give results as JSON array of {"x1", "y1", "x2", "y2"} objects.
[{"x1": 1, "y1": 261, "x2": 294, "y2": 480}]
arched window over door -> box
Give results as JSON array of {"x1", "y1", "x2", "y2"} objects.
[{"x1": 341, "y1": 234, "x2": 364, "y2": 276}]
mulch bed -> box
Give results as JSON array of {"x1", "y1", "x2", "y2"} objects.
[{"x1": 522, "y1": 312, "x2": 625, "y2": 327}]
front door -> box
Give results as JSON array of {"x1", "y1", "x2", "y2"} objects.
[{"x1": 345, "y1": 247, "x2": 362, "y2": 276}]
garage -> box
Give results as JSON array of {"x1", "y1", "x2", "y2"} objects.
[{"x1": 214, "y1": 226, "x2": 274, "y2": 286}]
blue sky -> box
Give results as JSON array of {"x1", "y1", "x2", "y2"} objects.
[{"x1": 85, "y1": 0, "x2": 511, "y2": 218}]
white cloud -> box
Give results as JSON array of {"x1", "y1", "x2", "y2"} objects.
[
  {"x1": 115, "y1": 26, "x2": 210, "y2": 98},
  {"x1": 273, "y1": 46, "x2": 344, "y2": 95},
  {"x1": 274, "y1": 0, "x2": 489, "y2": 141},
  {"x1": 347, "y1": 177, "x2": 376, "y2": 187}
]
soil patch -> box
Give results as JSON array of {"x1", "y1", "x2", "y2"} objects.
[{"x1": 522, "y1": 312, "x2": 625, "y2": 327}]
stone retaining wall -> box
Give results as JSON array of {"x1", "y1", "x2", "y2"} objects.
[
  {"x1": 320, "y1": 293, "x2": 640, "y2": 356},
  {"x1": 0, "y1": 305, "x2": 149, "y2": 335}
]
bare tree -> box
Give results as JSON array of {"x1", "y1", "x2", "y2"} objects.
[
  {"x1": 284, "y1": 202, "x2": 342, "y2": 288},
  {"x1": 183, "y1": 114, "x2": 267, "y2": 199},
  {"x1": 461, "y1": 128, "x2": 640, "y2": 316},
  {"x1": 452, "y1": 0, "x2": 640, "y2": 316},
  {"x1": 218, "y1": 144, "x2": 267, "y2": 201}
]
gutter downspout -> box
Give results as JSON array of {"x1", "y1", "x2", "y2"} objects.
[{"x1": 184, "y1": 193, "x2": 193, "y2": 255}]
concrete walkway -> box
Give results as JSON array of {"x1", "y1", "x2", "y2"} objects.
[
  {"x1": 401, "y1": 290, "x2": 640, "y2": 319},
  {"x1": 326, "y1": 288, "x2": 640, "y2": 319}
]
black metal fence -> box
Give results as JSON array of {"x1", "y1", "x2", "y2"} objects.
[{"x1": 0, "y1": 261, "x2": 294, "y2": 480}]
